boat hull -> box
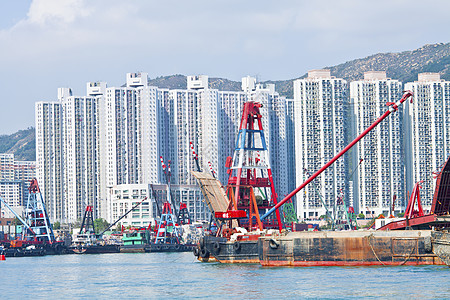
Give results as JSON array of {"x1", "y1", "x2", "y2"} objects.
[
  {"x1": 259, "y1": 230, "x2": 444, "y2": 267},
  {"x1": 70, "y1": 244, "x2": 120, "y2": 254},
  {"x1": 197, "y1": 235, "x2": 259, "y2": 263},
  {"x1": 120, "y1": 244, "x2": 150, "y2": 253},
  {"x1": 149, "y1": 243, "x2": 195, "y2": 253},
  {"x1": 431, "y1": 230, "x2": 450, "y2": 266}
]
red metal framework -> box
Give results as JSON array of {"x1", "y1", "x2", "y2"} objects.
[
  {"x1": 379, "y1": 156, "x2": 450, "y2": 230},
  {"x1": 405, "y1": 181, "x2": 424, "y2": 219},
  {"x1": 216, "y1": 102, "x2": 282, "y2": 234}
]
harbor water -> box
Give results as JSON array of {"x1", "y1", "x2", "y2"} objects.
[{"x1": 0, "y1": 252, "x2": 449, "y2": 299}]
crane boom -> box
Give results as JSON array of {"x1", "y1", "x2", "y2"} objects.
[
  {"x1": 99, "y1": 197, "x2": 148, "y2": 235},
  {"x1": 261, "y1": 91, "x2": 413, "y2": 220},
  {"x1": 0, "y1": 196, "x2": 35, "y2": 234}
]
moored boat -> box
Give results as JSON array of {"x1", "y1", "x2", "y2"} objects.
[
  {"x1": 70, "y1": 232, "x2": 120, "y2": 254},
  {"x1": 71, "y1": 244, "x2": 120, "y2": 254},
  {"x1": 120, "y1": 231, "x2": 151, "y2": 253}
]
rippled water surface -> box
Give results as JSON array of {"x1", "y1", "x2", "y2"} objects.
[{"x1": 1, "y1": 252, "x2": 449, "y2": 299}]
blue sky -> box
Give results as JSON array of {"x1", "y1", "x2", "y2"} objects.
[{"x1": 0, "y1": 0, "x2": 449, "y2": 134}]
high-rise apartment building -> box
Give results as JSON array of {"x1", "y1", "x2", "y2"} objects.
[
  {"x1": 103, "y1": 73, "x2": 160, "y2": 188},
  {"x1": 293, "y1": 70, "x2": 347, "y2": 219},
  {"x1": 61, "y1": 95, "x2": 99, "y2": 222},
  {"x1": 169, "y1": 87, "x2": 202, "y2": 185},
  {"x1": 350, "y1": 71, "x2": 403, "y2": 217},
  {"x1": 35, "y1": 100, "x2": 64, "y2": 222},
  {"x1": 36, "y1": 72, "x2": 290, "y2": 224},
  {"x1": 0, "y1": 154, "x2": 15, "y2": 183},
  {"x1": 285, "y1": 99, "x2": 296, "y2": 202},
  {"x1": 36, "y1": 87, "x2": 101, "y2": 223},
  {"x1": 404, "y1": 73, "x2": 450, "y2": 209}
]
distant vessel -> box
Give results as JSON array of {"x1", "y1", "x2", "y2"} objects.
[
  {"x1": 71, "y1": 232, "x2": 120, "y2": 254},
  {"x1": 431, "y1": 231, "x2": 450, "y2": 266},
  {"x1": 120, "y1": 229, "x2": 195, "y2": 253},
  {"x1": 69, "y1": 206, "x2": 120, "y2": 254},
  {"x1": 120, "y1": 231, "x2": 151, "y2": 253}
]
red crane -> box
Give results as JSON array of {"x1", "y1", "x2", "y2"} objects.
[
  {"x1": 261, "y1": 91, "x2": 414, "y2": 221},
  {"x1": 215, "y1": 101, "x2": 283, "y2": 234}
]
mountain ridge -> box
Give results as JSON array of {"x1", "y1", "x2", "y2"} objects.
[{"x1": 148, "y1": 42, "x2": 450, "y2": 98}]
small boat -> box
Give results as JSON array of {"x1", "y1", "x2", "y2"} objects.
[
  {"x1": 120, "y1": 231, "x2": 151, "y2": 253},
  {"x1": 431, "y1": 230, "x2": 450, "y2": 266},
  {"x1": 70, "y1": 232, "x2": 120, "y2": 254}
]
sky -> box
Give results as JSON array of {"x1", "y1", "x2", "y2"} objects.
[{"x1": 0, "y1": 0, "x2": 449, "y2": 135}]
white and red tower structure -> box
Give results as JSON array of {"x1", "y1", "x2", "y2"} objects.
[{"x1": 216, "y1": 102, "x2": 283, "y2": 232}]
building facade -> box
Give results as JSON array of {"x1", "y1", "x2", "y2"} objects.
[
  {"x1": 293, "y1": 70, "x2": 347, "y2": 219},
  {"x1": 404, "y1": 73, "x2": 450, "y2": 209},
  {"x1": 61, "y1": 95, "x2": 99, "y2": 222},
  {"x1": 35, "y1": 100, "x2": 64, "y2": 222},
  {"x1": 0, "y1": 154, "x2": 36, "y2": 217},
  {"x1": 108, "y1": 183, "x2": 208, "y2": 227},
  {"x1": 350, "y1": 71, "x2": 404, "y2": 217}
]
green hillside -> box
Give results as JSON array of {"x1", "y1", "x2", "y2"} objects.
[{"x1": 0, "y1": 128, "x2": 35, "y2": 161}]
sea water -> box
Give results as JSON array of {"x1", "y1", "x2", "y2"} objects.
[{"x1": 0, "y1": 252, "x2": 449, "y2": 299}]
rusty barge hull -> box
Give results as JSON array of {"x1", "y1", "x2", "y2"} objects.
[
  {"x1": 431, "y1": 230, "x2": 450, "y2": 266},
  {"x1": 258, "y1": 230, "x2": 444, "y2": 267},
  {"x1": 198, "y1": 235, "x2": 260, "y2": 263}
]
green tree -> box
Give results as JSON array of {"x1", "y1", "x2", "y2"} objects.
[
  {"x1": 94, "y1": 218, "x2": 110, "y2": 233},
  {"x1": 13, "y1": 217, "x2": 22, "y2": 226},
  {"x1": 358, "y1": 213, "x2": 365, "y2": 219},
  {"x1": 53, "y1": 221, "x2": 61, "y2": 230}
]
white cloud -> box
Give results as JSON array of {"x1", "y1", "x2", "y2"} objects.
[
  {"x1": 27, "y1": 0, "x2": 91, "y2": 26},
  {"x1": 0, "y1": 0, "x2": 450, "y2": 134}
]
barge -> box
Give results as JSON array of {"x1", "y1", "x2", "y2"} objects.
[{"x1": 193, "y1": 93, "x2": 447, "y2": 267}]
